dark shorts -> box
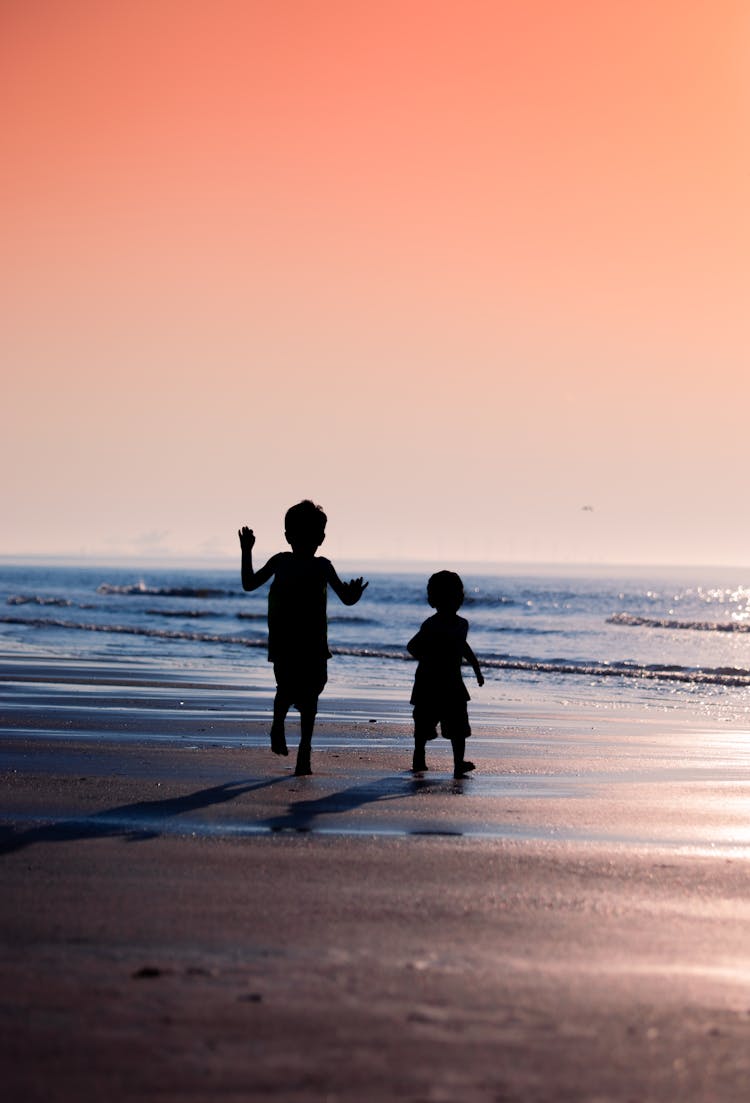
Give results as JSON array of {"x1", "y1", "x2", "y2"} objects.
[
  {"x1": 413, "y1": 702, "x2": 470, "y2": 743},
  {"x1": 273, "y1": 658, "x2": 327, "y2": 709}
]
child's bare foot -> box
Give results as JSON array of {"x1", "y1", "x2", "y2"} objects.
[
  {"x1": 294, "y1": 758, "x2": 312, "y2": 777},
  {"x1": 412, "y1": 757, "x2": 427, "y2": 773},
  {"x1": 270, "y1": 724, "x2": 288, "y2": 756},
  {"x1": 453, "y1": 760, "x2": 475, "y2": 779}
]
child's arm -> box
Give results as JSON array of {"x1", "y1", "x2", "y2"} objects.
[
  {"x1": 238, "y1": 527, "x2": 277, "y2": 592},
  {"x1": 463, "y1": 641, "x2": 484, "y2": 686},
  {"x1": 325, "y1": 562, "x2": 369, "y2": 606}
]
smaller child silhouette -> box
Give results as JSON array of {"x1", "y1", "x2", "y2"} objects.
[
  {"x1": 239, "y1": 500, "x2": 368, "y2": 776},
  {"x1": 407, "y1": 571, "x2": 484, "y2": 779}
]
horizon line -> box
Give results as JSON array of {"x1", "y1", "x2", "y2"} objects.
[{"x1": 1, "y1": 553, "x2": 750, "y2": 574}]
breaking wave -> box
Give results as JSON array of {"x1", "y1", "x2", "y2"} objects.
[
  {"x1": 0, "y1": 615, "x2": 266, "y2": 649},
  {"x1": 476, "y1": 656, "x2": 750, "y2": 687},
  {"x1": 145, "y1": 608, "x2": 215, "y2": 619},
  {"x1": 7, "y1": 595, "x2": 73, "y2": 607},
  {"x1": 236, "y1": 612, "x2": 377, "y2": 625},
  {"x1": 96, "y1": 582, "x2": 236, "y2": 598},
  {"x1": 462, "y1": 594, "x2": 518, "y2": 607},
  {"x1": 608, "y1": 612, "x2": 750, "y2": 634}
]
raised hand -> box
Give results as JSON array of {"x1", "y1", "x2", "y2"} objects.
[
  {"x1": 344, "y1": 577, "x2": 368, "y2": 604},
  {"x1": 238, "y1": 526, "x2": 256, "y2": 551}
]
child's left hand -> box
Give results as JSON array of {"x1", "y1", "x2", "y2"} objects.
[
  {"x1": 476, "y1": 672, "x2": 485, "y2": 687},
  {"x1": 344, "y1": 577, "x2": 368, "y2": 603}
]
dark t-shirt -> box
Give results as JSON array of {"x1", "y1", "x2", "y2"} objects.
[
  {"x1": 267, "y1": 552, "x2": 332, "y2": 664},
  {"x1": 408, "y1": 612, "x2": 471, "y2": 709}
]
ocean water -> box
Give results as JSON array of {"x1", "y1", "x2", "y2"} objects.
[{"x1": 2, "y1": 561, "x2": 750, "y2": 726}]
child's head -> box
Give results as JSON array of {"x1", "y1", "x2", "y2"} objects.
[
  {"x1": 426, "y1": 570, "x2": 465, "y2": 613},
  {"x1": 284, "y1": 499, "x2": 327, "y2": 551}
]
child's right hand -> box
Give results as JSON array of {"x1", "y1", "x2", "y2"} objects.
[{"x1": 238, "y1": 526, "x2": 255, "y2": 550}]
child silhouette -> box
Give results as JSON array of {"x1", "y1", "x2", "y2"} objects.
[
  {"x1": 407, "y1": 571, "x2": 484, "y2": 779},
  {"x1": 239, "y1": 500, "x2": 368, "y2": 776}
]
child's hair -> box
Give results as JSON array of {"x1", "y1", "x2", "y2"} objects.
[
  {"x1": 284, "y1": 499, "x2": 327, "y2": 545},
  {"x1": 426, "y1": 570, "x2": 465, "y2": 612}
]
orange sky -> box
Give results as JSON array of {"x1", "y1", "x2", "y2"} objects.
[{"x1": 3, "y1": 1, "x2": 749, "y2": 565}]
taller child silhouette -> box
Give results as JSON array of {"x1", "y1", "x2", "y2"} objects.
[{"x1": 239, "y1": 500, "x2": 368, "y2": 776}]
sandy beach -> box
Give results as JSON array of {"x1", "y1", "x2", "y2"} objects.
[{"x1": 2, "y1": 651, "x2": 750, "y2": 1102}]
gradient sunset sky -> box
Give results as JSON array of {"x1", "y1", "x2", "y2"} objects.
[{"x1": 3, "y1": 1, "x2": 749, "y2": 566}]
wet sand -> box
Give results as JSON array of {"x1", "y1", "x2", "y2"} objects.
[{"x1": 2, "y1": 652, "x2": 750, "y2": 1101}]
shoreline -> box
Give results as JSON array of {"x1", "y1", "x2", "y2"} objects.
[
  {"x1": 4, "y1": 644, "x2": 746, "y2": 724},
  {"x1": 3, "y1": 649, "x2": 750, "y2": 854}
]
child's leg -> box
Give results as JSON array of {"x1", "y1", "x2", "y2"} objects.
[
  {"x1": 451, "y1": 735, "x2": 475, "y2": 779},
  {"x1": 411, "y1": 708, "x2": 432, "y2": 772},
  {"x1": 270, "y1": 663, "x2": 292, "y2": 755},
  {"x1": 270, "y1": 689, "x2": 291, "y2": 756},
  {"x1": 451, "y1": 735, "x2": 465, "y2": 777},
  {"x1": 292, "y1": 660, "x2": 326, "y2": 776},
  {"x1": 450, "y1": 706, "x2": 474, "y2": 778},
  {"x1": 412, "y1": 735, "x2": 427, "y2": 773},
  {"x1": 294, "y1": 698, "x2": 318, "y2": 776}
]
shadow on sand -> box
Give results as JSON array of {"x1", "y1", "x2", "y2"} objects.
[
  {"x1": 0, "y1": 773, "x2": 468, "y2": 854},
  {"x1": 0, "y1": 777, "x2": 285, "y2": 855},
  {"x1": 262, "y1": 774, "x2": 466, "y2": 833}
]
